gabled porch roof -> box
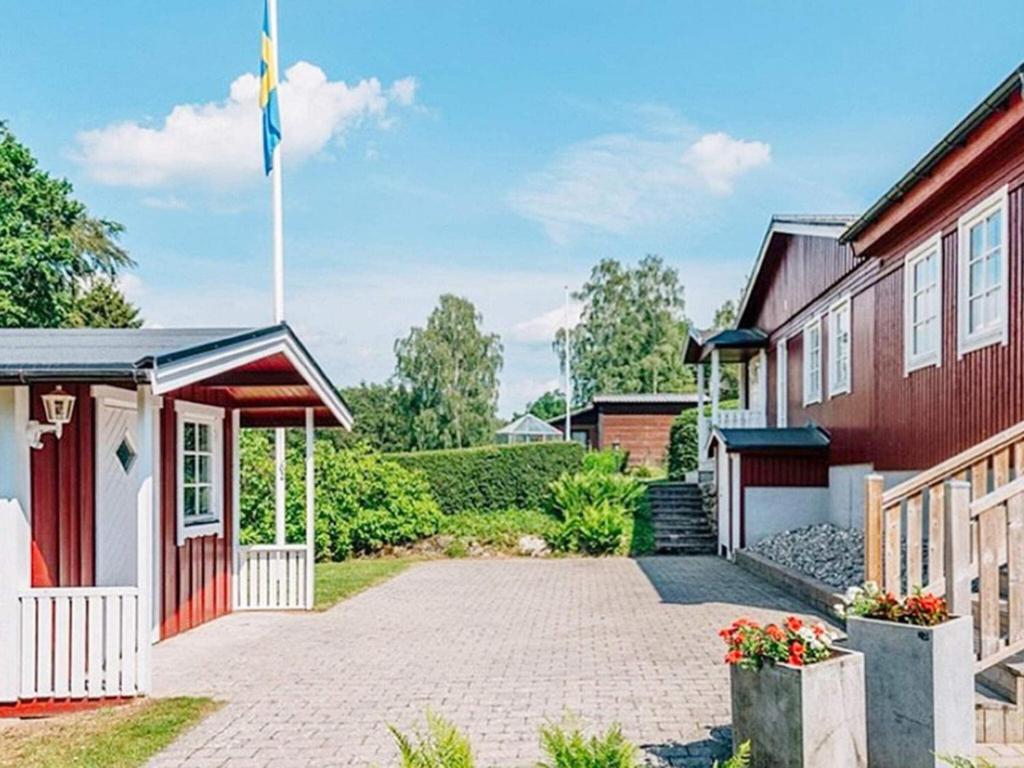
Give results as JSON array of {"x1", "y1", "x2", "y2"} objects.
[
  {"x1": 682, "y1": 327, "x2": 768, "y2": 364},
  {"x1": 708, "y1": 425, "x2": 830, "y2": 455},
  {"x1": 0, "y1": 323, "x2": 352, "y2": 428}
]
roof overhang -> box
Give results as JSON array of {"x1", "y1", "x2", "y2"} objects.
[
  {"x1": 708, "y1": 425, "x2": 830, "y2": 456},
  {"x1": 842, "y1": 63, "x2": 1024, "y2": 255},
  {"x1": 736, "y1": 216, "x2": 853, "y2": 327},
  {"x1": 149, "y1": 324, "x2": 353, "y2": 429},
  {"x1": 684, "y1": 327, "x2": 769, "y2": 364}
]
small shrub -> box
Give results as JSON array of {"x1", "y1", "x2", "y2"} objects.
[
  {"x1": 348, "y1": 498, "x2": 441, "y2": 554},
  {"x1": 582, "y1": 448, "x2": 628, "y2": 475},
  {"x1": 713, "y1": 741, "x2": 751, "y2": 768},
  {"x1": 573, "y1": 502, "x2": 629, "y2": 555},
  {"x1": 444, "y1": 539, "x2": 469, "y2": 558},
  {"x1": 667, "y1": 400, "x2": 739, "y2": 479},
  {"x1": 391, "y1": 442, "x2": 585, "y2": 515},
  {"x1": 389, "y1": 711, "x2": 475, "y2": 768},
  {"x1": 546, "y1": 471, "x2": 644, "y2": 520},
  {"x1": 537, "y1": 720, "x2": 640, "y2": 768},
  {"x1": 438, "y1": 509, "x2": 560, "y2": 552}
]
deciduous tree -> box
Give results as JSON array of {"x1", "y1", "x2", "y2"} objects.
[{"x1": 395, "y1": 294, "x2": 503, "y2": 449}]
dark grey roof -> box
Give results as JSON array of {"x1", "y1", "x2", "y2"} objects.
[
  {"x1": 771, "y1": 214, "x2": 857, "y2": 227},
  {"x1": 592, "y1": 393, "x2": 699, "y2": 405},
  {"x1": 702, "y1": 328, "x2": 768, "y2": 349},
  {"x1": 0, "y1": 327, "x2": 257, "y2": 379},
  {"x1": 713, "y1": 426, "x2": 830, "y2": 452}
]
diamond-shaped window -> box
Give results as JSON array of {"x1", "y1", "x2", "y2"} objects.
[{"x1": 116, "y1": 436, "x2": 137, "y2": 473}]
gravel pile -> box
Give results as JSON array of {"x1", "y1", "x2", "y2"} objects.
[{"x1": 749, "y1": 524, "x2": 864, "y2": 589}]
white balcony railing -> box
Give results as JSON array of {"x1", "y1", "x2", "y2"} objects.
[
  {"x1": 19, "y1": 586, "x2": 141, "y2": 699},
  {"x1": 235, "y1": 544, "x2": 311, "y2": 610},
  {"x1": 715, "y1": 409, "x2": 767, "y2": 429}
]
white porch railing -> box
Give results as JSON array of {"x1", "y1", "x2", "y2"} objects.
[
  {"x1": 19, "y1": 587, "x2": 141, "y2": 699},
  {"x1": 715, "y1": 409, "x2": 767, "y2": 429},
  {"x1": 234, "y1": 544, "x2": 311, "y2": 610}
]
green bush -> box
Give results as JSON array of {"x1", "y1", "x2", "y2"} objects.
[
  {"x1": 240, "y1": 433, "x2": 441, "y2": 559},
  {"x1": 545, "y1": 470, "x2": 644, "y2": 555},
  {"x1": 547, "y1": 471, "x2": 644, "y2": 520},
  {"x1": 438, "y1": 509, "x2": 560, "y2": 551},
  {"x1": 667, "y1": 399, "x2": 739, "y2": 479},
  {"x1": 390, "y1": 441, "x2": 585, "y2": 515},
  {"x1": 582, "y1": 448, "x2": 628, "y2": 475},
  {"x1": 538, "y1": 720, "x2": 640, "y2": 768},
  {"x1": 389, "y1": 711, "x2": 475, "y2": 768}
]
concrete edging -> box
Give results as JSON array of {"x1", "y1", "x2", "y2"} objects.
[{"x1": 734, "y1": 549, "x2": 845, "y2": 621}]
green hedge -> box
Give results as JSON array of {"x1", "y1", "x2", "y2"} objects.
[
  {"x1": 389, "y1": 441, "x2": 585, "y2": 515},
  {"x1": 667, "y1": 399, "x2": 739, "y2": 479}
]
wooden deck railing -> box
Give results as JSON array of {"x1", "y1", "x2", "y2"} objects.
[
  {"x1": 234, "y1": 544, "x2": 312, "y2": 610},
  {"x1": 864, "y1": 418, "x2": 1024, "y2": 672}
]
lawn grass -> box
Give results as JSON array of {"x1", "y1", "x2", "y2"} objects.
[
  {"x1": 0, "y1": 697, "x2": 217, "y2": 768},
  {"x1": 314, "y1": 557, "x2": 415, "y2": 610}
]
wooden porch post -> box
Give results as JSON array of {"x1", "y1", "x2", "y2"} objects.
[
  {"x1": 757, "y1": 349, "x2": 767, "y2": 420},
  {"x1": 274, "y1": 428, "x2": 286, "y2": 545},
  {"x1": 864, "y1": 474, "x2": 883, "y2": 585},
  {"x1": 944, "y1": 480, "x2": 972, "y2": 617},
  {"x1": 231, "y1": 409, "x2": 241, "y2": 611},
  {"x1": 305, "y1": 408, "x2": 315, "y2": 610},
  {"x1": 0, "y1": 387, "x2": 32, "y2": 702},
  {"x1": 135, "y1": 385, "x2": 159, "y2": 694},
  {"x1": 711, "y1": 349, "x2": 720, "y2": 428},
  {"x1": 696, "y1": 364, "x2": 706, "y2": 457}
]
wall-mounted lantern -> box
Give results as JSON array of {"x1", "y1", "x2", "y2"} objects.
[{"x1": 27, "y1": 385, "x2": 77, "y2": 449}]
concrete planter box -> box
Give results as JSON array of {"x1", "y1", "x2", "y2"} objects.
[
  {"x1": 730, "y1": 649, "x2": 867, "y2": 767},
  {"x1": 845, "y1": 614, "x2": 975, "y2": 768}
]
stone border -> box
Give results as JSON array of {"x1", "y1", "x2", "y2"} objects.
[{"x1": 734, "y1": 549, "x2": 845, "y2": 622}]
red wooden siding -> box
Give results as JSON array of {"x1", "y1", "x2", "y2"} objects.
[
  {"x1": 30, "y1": 383, "x2": 94, "y2": 588},
  {"x1": 740, "y1": 452, "x2": 829, "y2": 488},
  {"x1": 598, "y1": 411, "x2": 678, "y2": 466},
  {"x1": 766, "y1": 179, "x2": 1024, "y2": 472},
  {"x1": 742, "y1": 234, "x2": 859, "y2": 333},
  {"x1": 159, "y1": 387, "x2": 234, "y2": 640}
]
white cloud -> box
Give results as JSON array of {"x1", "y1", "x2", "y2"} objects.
[
  {"x1": 141, "y1": 194, "x2": 187, "y2": 210},
  {"x1": 682, "y1": 132, "x2": 771, "y2": 195},
  {"x1": 510, "y1": 123, "x2": 770, "y2": 243},
  {"x1": 74, "y1": 62, "x2": 417, "y2": 187},
  {"x1": 510, "y1": 301, "x2": 582, "y2": 343}
]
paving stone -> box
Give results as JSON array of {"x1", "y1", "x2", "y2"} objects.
[{"x1": 147, "y1": 557, "x2": 852, "y2": 767}]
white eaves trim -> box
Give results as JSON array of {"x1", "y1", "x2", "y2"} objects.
[{"x1": 148, "y1": 327, "x2": 354, "y2": 429}]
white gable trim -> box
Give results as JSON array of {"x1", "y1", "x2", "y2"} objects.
[{"x1": 149, "y1": 329, "x2": 353, "y2": 429}]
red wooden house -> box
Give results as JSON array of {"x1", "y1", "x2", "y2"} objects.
[
  {"x1": 686, "y1": 64, "x2": 1024, "y2": 558},
  {"x1": 0, "y1": 324, "x2": 351, "y2": 712}
]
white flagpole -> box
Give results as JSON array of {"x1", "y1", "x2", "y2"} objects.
[
  {"x1": 564, "y1": 285, "x2": 572, "y2": 442},
  {"x1": 268, "y1": 0, "x2": 286, "y2": 546}
]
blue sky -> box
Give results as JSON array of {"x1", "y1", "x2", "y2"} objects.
[{"x1": 5, "y1": 2, "x2": 1024, "y2": 415}]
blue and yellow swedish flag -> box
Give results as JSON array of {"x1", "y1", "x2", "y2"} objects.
[{"x1": 260, "y1": 0, "x2": 282, "y2": 175}]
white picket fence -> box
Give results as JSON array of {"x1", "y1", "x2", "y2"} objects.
[
  {"x1": 19, "y1": 587, "x2": 141, "y2": 699},
  {"x1": 234, "y1": 544, "x2": 311, "y2": 610}
]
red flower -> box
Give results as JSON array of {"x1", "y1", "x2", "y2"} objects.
[
  {"x1": 725, "y1": 649, "x2": 744, "y2": 665},
  {"x1": 790, "y1": 641, "x2": 805, "y2": 657},
  {"x1": 785, "y1": 616, "x2": 803, "y2": 632},
  {"x1": 765, "y1": 624, "x2": 784, "y2": 641},
  {"x1": 788, "y1": 654, "x2": 804, "y2": 666}
]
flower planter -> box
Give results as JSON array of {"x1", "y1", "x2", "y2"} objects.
[
  {"x1": 845, "y1": 614, "x2": 975, "y2": 768},
  {"x1": 730, "y1": 648, "x2": 867, "y2": 768}
]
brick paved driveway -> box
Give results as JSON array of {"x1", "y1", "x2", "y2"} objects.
[{"x1": 148, "y1": 557, "x2": 832, "y2": 767}]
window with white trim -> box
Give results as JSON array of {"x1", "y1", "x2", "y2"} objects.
[
  {"x1": 958, "y1": 186, "x2": 1008, "y2": 356},
  {"x1": 904, "y1": 233, "x2": 942, "y2": 373},
  {"x1": 802, "y1": 317, "x2": 822, "y2": 406},
  {"x1": 828, "y1": 297, "x2": 851, "y2": 397},
  {"x1": 175, "y1": 401, "x2": 224, "y2": 543}
]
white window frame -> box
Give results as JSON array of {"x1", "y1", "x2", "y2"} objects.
[
  {"x1": 175, "y1": 400, "x2": 225, "y2": 544},
  {"x1": 827, "y1": 296, "x2": 852, "y2": 398},
  {"x1": 776, "y1": 337, "x2": 788, "y2": 428},
  {"x1": 957, "y1": 185, "x2": 1009, "y2": 358},
  {"x1": 903, "y1": 231, "x2": 943, "y2": 375},
  {"x1": 802, "y1": 316, "x2": 822, "y2": 406}
]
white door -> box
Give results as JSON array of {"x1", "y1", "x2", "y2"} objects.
[
  {"x1": 95, "y1": 388, "x2": 139, "y2": 587},
  {"x1": 776, "y1": 338, "x2": 788, "y2": 428}
]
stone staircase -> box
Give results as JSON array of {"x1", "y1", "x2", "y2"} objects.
[{"x1": 647, "y1": 482, "x2": 717, "y2": 555}]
